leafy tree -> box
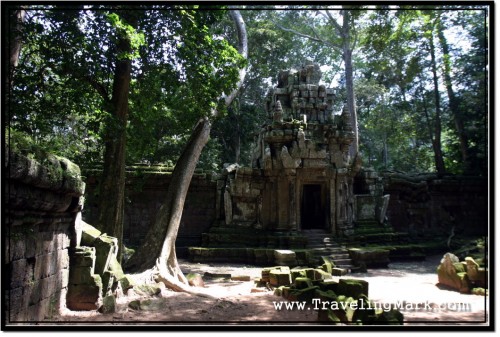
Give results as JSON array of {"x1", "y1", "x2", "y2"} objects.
[
  {"x1": 123, "y1": 9, "x2": 248, "y2": 293},
  {"x1": 7, "y1": 5, "x2": 245, "y2": 265}
]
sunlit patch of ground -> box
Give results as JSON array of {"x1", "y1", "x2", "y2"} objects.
[{"x1": 52, "y1": 255, "x2": 488, "y2": 326}]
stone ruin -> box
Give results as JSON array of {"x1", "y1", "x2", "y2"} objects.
[{"x1": 199, "y1": 62, "x2": 390, "y2": 255}]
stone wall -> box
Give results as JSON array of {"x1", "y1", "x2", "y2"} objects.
[
  {"x1": 382, "y1": 173, "x2": 487, "y2": 237},
  {"x1": 81, "y1": 168, "x2": 488, "y2": 257},
  {"x1": 5, "y1": 148, "x2": 85, "y2": 323},
  {"x1": 82, "y1": 168, "x2": 216, "y2": 256}
]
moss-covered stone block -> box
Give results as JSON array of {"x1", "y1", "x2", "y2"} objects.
[
  {"x1": 101, "y1": 271, "x2": 115, "y2": 296},
  {"x1": 186, "y1": 273, "x2": 205, "y2": 287},
  {"x1": 375, "y1": 309, "x2": 404, "y2": 325},
  {"x1": 332, "y1": 267, "x2": 347, "y2": 276},
  {"x1": 99, "y1": 294, "x2": 116, "y2": 314},
  {"x1": 312, "y1": 268, "x2": 332, "y2": 281},
  {"x1": 294, "y1": 277, "x2": 313, "y2": 289},
  {"x1": 69, "y1": 266, "x2": 95, "y2": 285},
  {"x1": 270, "y1": 268, "x2": 291, "y2": 287},
  {"x1": 287, "y1": 286, "x2": 319, "y2": 303},
  {"x1": 465, "y1": 256, "x2": 487, "y2": 288},
  {"x1": 348, "y1": 248, "x2": 390, "y2": 268},
  {"x1": 70, "y1": 246, "x2": 96, "y2": 269},
  {"x1": 134, "y1": 284, "x2": 162, "y2": 296},
  {"x1": 351, "y1": 295, "x2": 377, "y2": 324},
  {"x1": 107, "y1": 255, "x2": 125, "y2": 281},
  {"x1": 338, "y1": 279, "x2": 369, "y2": 299},
  {"x1": 119, "y1": 274, "x2": 135, "y2": 291},
  {"x1": 314, "y1": 289, "x2": 338, "y2": 302},
  {"x1": 437, "y1": 253, "x2": 471, "y2": 293},
  {"x1": 471, "y1": 287, "x2": 487, "y2": 296},
  {"x1": 291, "y1": 268, "x2": 312, "y2": 282},
  {"x1": 81, "y1": 223, "x2": 102, "y2": 246},
  {"x1": 93, "y1": 235, "x2": 118, "y2": 275},
  {"x1": 318, "y1": 279, "x2": 339, "y2": 293}
]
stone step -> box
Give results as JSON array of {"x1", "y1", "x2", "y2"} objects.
[{"x1": 329, "y1": 253, "x2": 350, "y2": 259}]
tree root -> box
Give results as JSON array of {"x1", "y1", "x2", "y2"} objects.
[{"x1": 127, "y1": 260, "x2": 217, "y2": 299}]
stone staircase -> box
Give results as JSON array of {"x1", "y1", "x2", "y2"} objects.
[{"x1": 302, "y1": 229, "x2": 356, "y2": 273}]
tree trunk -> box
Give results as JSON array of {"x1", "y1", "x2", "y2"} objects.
[
  {"x1": 8, "y1": 9, "x2": 25, "y2": 83},
  {"x1": 98, "y1": 21, "x2": 134, "y2": 264},
  {"x1": 429, "y1": 29, "x2": 447, "y2": 175},
  {"x1": 436, "y1": 17, "x2": 469, "y2": 173},
  {"x1": 125, "y1": 9, "x2": 248, "y2": 293},
  {"x1": 125, "y1": 118, "x2": 210, "y2": 273},
  {"x1": 6, "y1": 8, "x2": 26, "y2": 120},
  {"x1": 342, "y1": 10, "x2": 359, "y2": 160}
]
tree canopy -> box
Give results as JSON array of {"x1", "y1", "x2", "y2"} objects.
[{"x1": 6, "y1": 4, "x2": 489, "y2": 176}]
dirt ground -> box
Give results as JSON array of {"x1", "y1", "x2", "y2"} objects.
[{"x1": 53, "y1": 255, "x2": 489, "y2": 327}]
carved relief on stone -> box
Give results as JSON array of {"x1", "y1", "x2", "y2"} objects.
[
  {"x1": 263, "y1": 145, "x2": 272, "y2": 170},
  {"x1": 273, "y1": 100, "x2": 284, "y2": 123},
  {"x1": 280, "y1": 145, "x2": 301, "y2": 169}
]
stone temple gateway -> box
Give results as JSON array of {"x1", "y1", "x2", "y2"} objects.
[{"x1": 202, "y1": 62, "x2": 389, "y2": 251}]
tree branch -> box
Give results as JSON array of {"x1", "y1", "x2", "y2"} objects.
[
  {"x1": 325, "y1": 10, "x2": 343, "y2": 36},
  {"x1": 82, "y1": 75, "x2": 110, "y2": 102},
  {"x1": 223, "y1": 8, "x2": 248, "y2": 108},
  {"x1": 273, "y1": 21, "x2": 341, "y2": 51}
]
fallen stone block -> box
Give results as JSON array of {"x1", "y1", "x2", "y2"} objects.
[
  {"x1": 338, "y1": 279, "x2": 369, "y2": 299},
  {"x1": 186, "y1": 273, "x2": 205, "y2": 287},
  {"x1": 93, "y1": 235, "x2": 118, "y2": 275},
  {"x1": 332, "y1": 267, "x2": 347, "y2": 277},
  {"x1": 294, "y1": 277, "x2": 313, "y2": 290},
  {"x1": 437, "y1": 253, "x2": 470, "y2": 293},
  {"x1": 80, "y1": 223, "x2": 102, "y2": 246},
  {"x1": 231, "y1": 275, "x2": 251, "y2": 282},
  {"x1": 269, "y1": 268, "x2": 292, "y2": 287},
  {"x1": 99, "y1": 295, "x2": 116, "y2": 314}
]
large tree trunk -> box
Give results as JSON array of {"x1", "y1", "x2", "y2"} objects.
[
  {"x1": 428, "y1": 29, "x2": 447, "y2": 175},
  {"x1": 125, "y1": 9, "x2": 247, "y2": 293},
  {"x1": 98, "y1": 18, "x2": 134, "y2": 264},
  {"x1": 125, "y1": 118, "x2": 211, "y2": 281},
  {"x1": 340, "y1": 9, "x2": 359, "y2": 161},
  {"x1": 6, "y1": 8, "x2": 26, "y2": 120},
  {"x1": 436, "y1": 17, "x2": 469, "y2": 173}
]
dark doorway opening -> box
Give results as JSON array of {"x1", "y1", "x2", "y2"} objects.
[{"x1": 301, "y1": 184, "x2": 325, "y2": 229}]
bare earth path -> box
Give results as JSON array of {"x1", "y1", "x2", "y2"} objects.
[{"x1": 55, "y1": 255, "x2": 488, "y2": 327}]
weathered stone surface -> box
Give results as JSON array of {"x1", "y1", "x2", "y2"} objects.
[
  {"x1": 99, "y1": 295, "x2": 116, "y2": 314},
  {"x1": 269, "y1": 267, "x2": 292, "y2": 287},
  {"x1": 134, "y1": 284, "x2": 163, "y2": 296},
  {"x1": 81, "y1": 222, "x2": 102, "y2": 246},
  {"x1": 338, "y1": 279, "x2": 369, "y2": 299},
  {"x1": 93, "y1": 235, "x2": 118, "y2": 275},
  {"x1": 348, "y1": 248, "x2": 390, "y2": 268},
  {"x1": 437, "y1": 253, "x2": 470, "y2": 293},
  {"x1": 186, "y1": 273, "x2": 205, "y2": 287},
  {"x1": 6, "y1": 148, "x2": 85, "y2": 322},
  {"x1": 294, "y1": 277, "x2": 313, "y2": 289},
  {"x1": 67, "y1": 274, "x2": 103, "y2": 311},
  {"x1": 119, "y1": 275, "x2": 136, "y2": 291},
  {"x1": 465, "y1": 256, "x2": 487, "y2": 288}
]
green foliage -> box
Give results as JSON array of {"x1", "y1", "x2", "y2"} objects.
[{"x1": 6, "y1": 5, "x2": 488, "y2": 175}]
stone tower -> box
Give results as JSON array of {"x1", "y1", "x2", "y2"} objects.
[{"x1": 214, "y1": 61, "x2": 359, "y2": 238}]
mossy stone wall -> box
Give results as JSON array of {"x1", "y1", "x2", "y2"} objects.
[{"x1": 5, "y1": 148, "x2": 85, "y2": 323}]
